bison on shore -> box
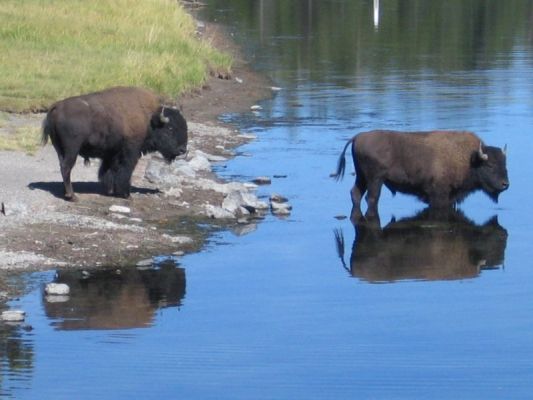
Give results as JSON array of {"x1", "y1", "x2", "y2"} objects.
[
  {"x1": 333, "y1": 130, "x2": 509, "y2": 219},
  {"x1": 42, "y1": 86, "x2": 188, "y2": 201}
]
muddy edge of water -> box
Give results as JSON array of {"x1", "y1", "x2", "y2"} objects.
[{"x1": 0, "y1": 15, "x2": 273, "y2": 301}]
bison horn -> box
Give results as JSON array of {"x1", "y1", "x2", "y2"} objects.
[
  {"x1": 478, "y1": 142, "x2": 488, "y2": 161},
  {"x1": 160, "y1": 107, "x2": 170, "y2": 124},
  {"x1": 503, "y1": 144, "x2": 507, "y2": 156}
]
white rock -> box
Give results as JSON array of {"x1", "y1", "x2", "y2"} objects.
[
  {"x1": 136, "y1": 258, "x2": 153, "y2": 268},
  {"x1": 171, "y1": 160, "x2": 196, "y2": 178},
  {"x1": 204, "y1": 205, "x2": 235, "y2": 219},
  {"x1": 250, "y1": 105, "x2": 263, "y2": 111},
  {"x1": 271, "y1": 86, "x2": 282, "y2": 92},
  {"x1": 186, "y1": 153, "x2": 210, "y2": 172},
  {"x1": 1, "y1": 310, "x2": 25, "y2": 322},
  {"x1": 109, "y1": 205, "x2": 131, "y2": 214},
  {"x1": 195, "y1": 150, "x2": 227, "y2": 162},
  {"x1": 270, "y1": 193, "x2": 289, "y2": 203},
  {"x1": 271, "y1": 201, "x2": 292, "y2": 216},
  {"x1": 235, "y1": 77, "x2": 243, "y2": 84},
  {"x1": 45, "y1": 283, "x2": 70, "y2": 295},
  {"x1": 162, "y1": 234, "x2": 193, "y2": 244}
]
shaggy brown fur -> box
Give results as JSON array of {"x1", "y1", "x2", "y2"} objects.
[
  {"x1": 334, "y1": 130, "x2": 509, "y2": 219},
  {"x1": 42, "y1": 87, "x2": 187, "y2": 201}
]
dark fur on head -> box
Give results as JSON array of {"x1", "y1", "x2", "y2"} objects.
[{"x1": 144, "y1": 107, "x2": 188, "y2": 163}]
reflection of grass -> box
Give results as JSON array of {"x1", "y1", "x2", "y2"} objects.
[
  {"x1": 0, "y1": 127, "x2": 41, "y2": 154},
  {"x1": 0, "y1": 0, "x2": 232, "y2": 112}
]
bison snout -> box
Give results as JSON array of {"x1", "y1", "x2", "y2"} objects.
[{"x1": 501, "y1": 180, "x2": 509, "y2": 190}]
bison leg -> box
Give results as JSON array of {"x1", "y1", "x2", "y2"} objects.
[
  {"x1": 428, "y1": 192, "x2": 452, "y2": 209},
  {"x1": 112, "y1": 149, "x2": 140, "y2": 198},
  {"x1": 365, "y1": 179, "x2": 383, "y2": 218},
  {"x1": 58, "y1": 152, "x2": 78, "y2": 202},
  {"x1": 350, "y1": 177, "x2": 367, "y2": 221},
  {"x1": 98, "y1": 158, "x2": 114, "y2": 196}
]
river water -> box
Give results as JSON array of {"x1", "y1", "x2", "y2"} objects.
[{"x1": 2, "y1": 1, "x2": 533, "y2": 398}]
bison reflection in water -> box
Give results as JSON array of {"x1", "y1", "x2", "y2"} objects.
[
  {"x1": 43, "y1": 262, "x2": 186, "y2": 330},
  {"x1": 334, "y1": 209, "x2": 507, "y2": 283}
]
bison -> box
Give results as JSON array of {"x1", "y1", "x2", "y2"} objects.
[
  {"x1": 42, "y1": 86, "x2": 188, "y2": 201},
  {"x1": 333, "y1": 130, "x2": 509, "y2": 219}
]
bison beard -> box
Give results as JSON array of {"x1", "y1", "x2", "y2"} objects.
[
  {"x1": 333, "y1": 130, "x2": 509, "y2": 220},
  {"x1": 42, "y1": 87, "x2": 188, "y2": 201}
]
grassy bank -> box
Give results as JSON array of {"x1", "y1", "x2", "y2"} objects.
[{"x1": 0, "y1": 0, "x2": 232, "y2": 113}]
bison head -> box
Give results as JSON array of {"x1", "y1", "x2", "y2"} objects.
[
  {"x1": 472, "y1": 143, "x2": 509, "y2": 202},
  {"x1": 144, "y1": 107, "x2": 188, "y2": 162}
]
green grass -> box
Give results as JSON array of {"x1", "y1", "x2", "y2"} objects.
[
  {"x1": 0, "y1": 126, "x2": 41, "y2": 154},
  {"x1": 0, "y1": 0, "x2": 232, "y2": 112}
]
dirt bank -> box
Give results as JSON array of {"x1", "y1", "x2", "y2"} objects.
[{"x1": 0, "y1": 18, "x2": 273, "y2": 286}]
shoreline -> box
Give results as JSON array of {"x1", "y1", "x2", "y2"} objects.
[{"x1": 0, "y1": 17, "x2": 274, "y2": 298}]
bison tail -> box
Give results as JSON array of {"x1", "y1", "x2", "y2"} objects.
[
  {"x1": 41, "y1": 106, "x2": 56, "y2": 146},
  {"x1": 41, "y1": 115, "x2": 51, "y2": 146},
  {"x1": 332, "y1": 138, "x2": 353, "y2": 181}
]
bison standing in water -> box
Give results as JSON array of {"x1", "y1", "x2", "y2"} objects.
[
  {"x1": 333, "y1": 130, "x2": 509, "y2": 219},
  {"x1": 42, "y1": 86, "x2": 188, "y2": 201}
]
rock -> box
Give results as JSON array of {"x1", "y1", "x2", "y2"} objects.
[
  {"x1": 271, "y1": 86, "x2": 282, "y2": 92},
  {"x1": 252, "y1": 176, "x2": 271, "y2": 185},
  {"x1": 163, "y1": 187, "x2": 183, "y2": 198},
  {"x1": 204, "y1": 205, "x2": 235, "y2": 219},
  {"x1": 1, "y1": 310, "x2": 25, "y2": 322},
  {"x1": 195, "y1": 150, "x2": 227, "y2": 162},
  {"x1": 45, "y1": 283, "x2": 70, "y2": 295},
  {"x1": 270, "y1": 193, "x2": 289, "y2": 203},
  {"x1": 170, "y1": 159, "x2": 196, "y2": 178},
  {"x1": 250, "y1": 105, "x2": 263, "y2": 111},
  {"x1": 188, "y1": 153, "x2": 211, "y2": 172},
  {"x1": 136, "y1": 258, "x2": 153, "y2": 267},
  {"x1": 173, "y1": 251, "x2": 185, "y2": 256},
  {"x1": 109, "y1": 205, "x2": 131, "y2": 214},
  {"x1": 110, "y1": 213, "x2": 127, "y2": 219},
  {"x1": 238, "y1": 133, "x2": 257, "y2": 140},
  {"x1": 162, "y1": 234, "x2": 193, "y2": 245},
  {"x1": 235, "y1": 77, "x2": 243, "y2": 84},
  {"x1": 2, "y1": 202, "x2": 29, "y2": 217},
  {"x1": 271, "y1": 201, "x2": 292, "y2": 216}
]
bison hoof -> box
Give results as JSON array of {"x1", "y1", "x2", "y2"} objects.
[{"x1": 65, "y1": 194, "x2": 79, "y2": 202}]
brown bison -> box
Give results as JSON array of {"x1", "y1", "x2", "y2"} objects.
[
  {"x1": 333, "y1": 130, "x2": 509, "y2": 219},
  {"x1": 42, "y1": 86, "x2": 188, "y2": 201}
]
